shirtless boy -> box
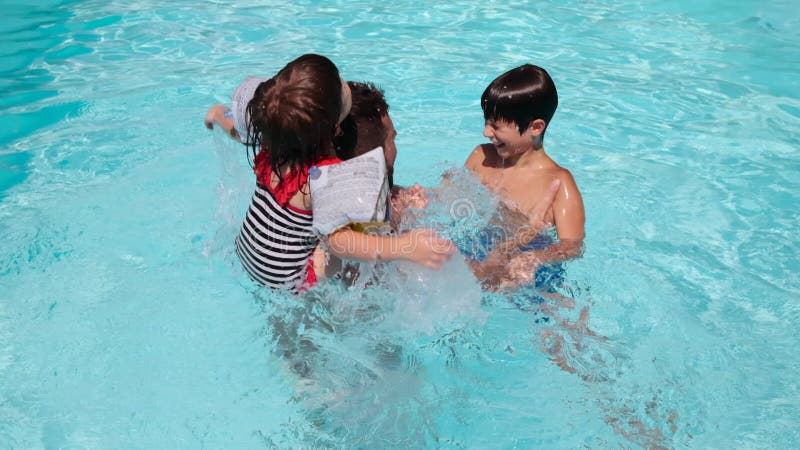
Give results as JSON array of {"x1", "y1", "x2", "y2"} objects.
[{"x1": 465, "y1": 64, "x2": 585, "y2": 286}]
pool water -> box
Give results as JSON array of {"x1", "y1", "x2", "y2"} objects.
[{"x1": 1, "y1": 0, "x2": 799, "y2": 448}]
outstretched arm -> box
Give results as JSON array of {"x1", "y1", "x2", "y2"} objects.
[
  {"x1": 325, "y1": 227, "x2": 456, "y2": 270},
  {"x1": 204, "y1": 104, "x2": 241, "y2": 142}
]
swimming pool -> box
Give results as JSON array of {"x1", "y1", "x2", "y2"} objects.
[{"x1": 1, "y1": 0, "x2": 798, "y2": 447}]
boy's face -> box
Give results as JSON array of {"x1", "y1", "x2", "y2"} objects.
[{"x1": 483, "y1": 118, "x2": 544, "y2": 158}]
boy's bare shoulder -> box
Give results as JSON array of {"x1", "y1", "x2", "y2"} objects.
[
  {"x1": 552, "y1": 165, "x2": 580, "y2": 189},
  {"x1": 528, "y1": 158, "x2": 578, "y2": 186},
  {"x1": 465, "y1": 143, "x2": 499, "y2": 170}
]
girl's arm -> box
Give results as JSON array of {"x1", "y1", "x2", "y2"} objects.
[
  {"x1": 325, "y1": 228, "x2": 456, "y2": 270},
  {"x1": 204, "y1": 104, "x2": 241, "y2": 141}
]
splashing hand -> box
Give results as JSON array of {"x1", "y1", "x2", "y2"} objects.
[{"x1": 394, "y1": 184, "x2": 429, "y2": 210}]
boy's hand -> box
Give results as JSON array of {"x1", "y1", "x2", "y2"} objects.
[
  {"x1": 498, "y1": 252, "x2": 541, "y2": 289},
  {"x1": 471, "y1": 251, "x2": 541, "y2": 291},
  {"x1": 468, "y1": 250, "x2": 505, "y2": 282},
  {"x1": 401, "y1": 229, "x2": 456, "y2": 270}
]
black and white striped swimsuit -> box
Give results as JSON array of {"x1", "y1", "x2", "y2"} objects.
[
  {"x1": 235, "y1": 181, "x2": 317, "y2": 291},
  {"x1": 235, "y1": 152, "x2": 341, "y2": 292}
]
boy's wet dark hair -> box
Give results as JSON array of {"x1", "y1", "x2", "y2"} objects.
[
  {"x1": 246, "y1": 54, "x2": 342, "y2": 185},
  {"x1": 481, "y1": 64, "x2": 558, "y2": 137},
  {"x1": 334, "y1": 81, "x2": 389, "y2": 160}
]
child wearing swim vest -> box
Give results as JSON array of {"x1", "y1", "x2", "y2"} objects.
[{"x1": 231, "y1": 54, "x2": 455, "y2": 292}]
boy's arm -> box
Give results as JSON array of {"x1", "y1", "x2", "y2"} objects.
[
  {"x1": 470, "y1": 179, "x2": 561, "y2": 285},
  {"x1": 325, "y1": 227, "x2": 456, "y2": 270},
  {"x1": 486, "y1": 237, "x2": 584, "y2": 290},
  {"x1": 204, "y1": 104, "x2": 241, "y2": 142},
  {"x1": 487, "y1": 171, "x2": 585, "y2": 288},
  {"x1": 516, "y1": 170, "x2": 585, "y2": 268},
  {"x1": 552, "y1": 169, "x2": 585, "y2": 241}
]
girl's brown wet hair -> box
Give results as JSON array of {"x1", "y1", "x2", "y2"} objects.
[
  {"x1": 245, "y1": 54, "x2": 343, "y2": 186},
  {"x1": 481, "y1": 64, "x2": 558, "y2": 138}
]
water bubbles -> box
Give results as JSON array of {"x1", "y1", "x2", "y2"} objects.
[{"x1": 448, "y1": 197, "x2": 477, "y2": 222}]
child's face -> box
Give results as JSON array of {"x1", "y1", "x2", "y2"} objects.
[{"x1": 483, "y1": 118, "x2": 538, "y2": 158}]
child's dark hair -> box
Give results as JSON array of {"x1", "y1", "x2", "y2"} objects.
[
  {"x1": 334, "y1": 81, "x2": 389, "y2": 160},
  {"x1": 481, "y1": 64, "x2": 558, "y2": 137},
  {"x1": 246, "y1": 54, "x2": 342, "y2": 185}
]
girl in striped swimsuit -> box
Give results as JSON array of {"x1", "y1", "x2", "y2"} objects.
[{"x1": 234, "y1": 54, "x2": 455, "y2": 292}]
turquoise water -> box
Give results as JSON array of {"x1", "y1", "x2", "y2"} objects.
[{"x1": 1, "y1": 0, "x2": 799, "y2": 448}]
